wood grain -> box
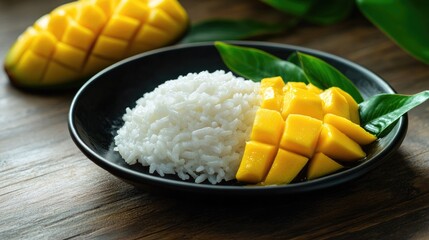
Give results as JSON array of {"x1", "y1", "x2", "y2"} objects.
[{"x1": 1, "y1": 0, "x2": 429, "y2": 239}]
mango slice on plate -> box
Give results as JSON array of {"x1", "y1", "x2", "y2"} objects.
[
  {"x1": 259, "y1": 76, "x2": 285, "y2": 111},
  {"x1": 316, "y1": 123, "x2": 367, "y2": 161},
  {"x1": 250, "y1": 108, "x2": 285, "y2": 146},
  {"x1": 279, "y1": 114, "x2": 323, "y2": 158},
  {"x1": 324, "y1": 113, "x2": 376, "y2": 145},
  {"x1": 264, "y1": 149, "x2": 308, "y2": 185},
  {"x1": 4, "y1": 0, "x2": 188, "y2": 90},
  {"x1": 235, "y1": 141, "x2": 277, "y2": 184},
  {"x1": 282, "y1": 85, "x2": 324, "y2": 120},
  {"x1": 236, "y1": 76, "x2": 377, "y2": 185},
  {"x1": 307, "y1": 152, "x2": 344, "y2": 180},
  {"x1": 320, "y1": 87, "x2": 350, "y2": 120}
]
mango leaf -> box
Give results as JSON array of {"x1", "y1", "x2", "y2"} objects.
[
  {"x1": 359, "y1": 91, "x2": 429, "y2": 137},
  {"x1": 181, "y1": 19, "x2": 286, "y2": 43},
  {"x1": 357, "y1": 0, "x2": 429, "y2": 64},
  {"x1": 262, "y1": 0, "x2": 355, "y2": 25},
  {"x1": 305, "y1": 0, "x2": 355, "y2": 25},
  {"x1": 261, "y1": 0, "x2": 315, "y2": 16},
  {"x1": 215, "y1": 42, "x2": 308, "y2": 83},
  {"x1": 293, "y1": 52, "x2": 364, "y2": 103}
]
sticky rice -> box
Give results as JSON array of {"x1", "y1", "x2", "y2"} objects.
[{"x1": 114, "y1": 70, "x2": 260, "y2": 184}]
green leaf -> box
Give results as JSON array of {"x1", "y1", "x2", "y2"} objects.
[
  {"x1": 261, "y1": 0, "x2": 316, "y2": 16},
  {"x1": 295, "y1": 52, "x2": 364, "y2": 103},
  {"x1": 181, "y1": 19, "x2": 286, "y2": 43},
  {"x1": 357, "y1": 0, "x2": 429, "y2": 64},
  {"x1": 215, "y1": 42, "x2": 308, "y2": 83},
  {"x1": 359, "y1": 91, "x2": 429, "y2": 137},
  {"x1": 305, "y1": 0, "x2": 355, "y2": 25},
  {"x1": 262, "y1": 0, "x2": 355, "y2": 25}
]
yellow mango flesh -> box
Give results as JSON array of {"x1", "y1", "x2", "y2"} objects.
[
  {"x1": 319, "y1": 87, "x2": 350, "y2": 120},
  {"x1": 317, "y1": 123, "x2": 366, "y2": 161},
  {"x1": 236, "y1": 77, "x2": 377, "y2": 185},
  {"x1": 4, "y1": 0, "x2": 188, "y2": 89},
  {"x1": 250, "y1": 108, "x2": 285, "y2": 146},
  {"x1": 335, "y1": 87, "x2": 360, "y2": 124},
  {"x1": 279, "y1": 114, "x2": 322, "y2": 158},
  {"x1": 324, "y1": 113, "x2": 376, "y2": 145},
  {"x1": 259, "y1": 77, "x2": 285, "y2": 111},
  {"x1": 235, "y1": 141, "x2": 277, "y2": 183},
  {"x1": 283, "y1": 81, "x2": 307, "y2": 92},
  {"x1": 307, "y1": 152, "x2": 344, "y2": 180},
  {"x1": 282, "y1": 86, "x2": 324, "y2": 120},
  {"x1": 307, "y1": 83, "x2": 323, "y2": 94},
  {"x1": 264, "y1": 149, "x2": 308, "y2": 185}
]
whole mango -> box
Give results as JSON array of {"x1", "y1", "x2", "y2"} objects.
[{"x1": 4, "y1": 0, "x2": 188, "y2": 90}]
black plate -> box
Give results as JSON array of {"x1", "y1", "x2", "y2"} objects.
[{"x1": 68, "y1": 41, "x2": 408, "y2": 196}]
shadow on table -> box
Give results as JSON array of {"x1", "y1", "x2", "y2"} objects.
[{"x1": 139, "y1": 150, "x2": 429, "y2": 239}]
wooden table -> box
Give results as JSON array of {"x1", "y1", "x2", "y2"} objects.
[{"x1": 1, "y1": 0, "x2": 429, "y2": 239}]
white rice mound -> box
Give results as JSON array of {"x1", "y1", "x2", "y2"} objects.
[{"x1": 114, "y1": 70, "x2": 260, "y2": 184}]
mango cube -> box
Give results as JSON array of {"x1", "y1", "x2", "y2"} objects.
[
  {"x1": 250, "y1": 108, "x2": 284, "y2": 145},
  {"x1": 14, "y1": 51, "x2": 48, "y2": 83},
  {"x1": 52, "y1": 42, "x2": 86, "y2": 70},
  {"x1": 283, "y1": 82, "x2": 307, "y2": 92},
  {"x1": 264, "y1": 149, "x2": 308, "y2": 185},
  {"x1": 324, "y1": 114, "x2": 376, "y2": 145},
  {"x1": 236, "y1": 141, "x2": 277, "y2": 183},
  {"x1": 259, "y1": 77, "x2": 285, "y2": 111},
  {"x1": 260, "y1": 76, "x2": 285, "y2": 91},
  {"x1": 46, "y1": 10, "x2": 69, "y2": 40},
  {"x1": 103, "y1": 15, "x2": 140, "y2": 40},
  {"x1": 307, "y1": 152, "x2": 344, "y2": 180},
  {"x1": 282, "y1": 87, "x2": 324, "y2": 120},
  {"x1": 280, "y1": 114, "x2": 323, "y2": 158},
  {"x1": 62, "y1": 21, "x2": 96, "y2": 51},
  {"x1": 43, "y1": 61, "x2": 80, "y2": 84},
  {"x1": 307, "y1": 83, "x2": 323, "y2": 94},
  {"x1": 116, "y1": 0, "x2": 150, "y2": 21},
  {"x1": 317, "y1": 123, "x2": 366, "y2": 161},
  {"x1": 335, "y1": 87, "x2": 360, "y2": 124},
  {"x1": 75, "y1": 2, "x2": 108, "y2": 33},
  {"x1": 30, "y1": 31, "x2": 57, "y2": 57},
  {"x1": 320, "y1": 87, "x2": 350, "y2": 120}
]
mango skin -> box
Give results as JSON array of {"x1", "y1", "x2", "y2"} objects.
[{"x1": 4, "y1": 0, "x2": 188, "y2": 90}]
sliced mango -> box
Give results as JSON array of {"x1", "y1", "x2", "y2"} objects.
[
  {"x1": 320, "y1": 87, "x2": 350, "y2": 120},
  {"x1": 282, "y1": 87, "x2": 324, "y2": 120},
  {"x1": 236, "y1": 141, "x2": 277, "y2": 183},
  {"x1": 307, "y1": 152, "x2": 344, "y2": 180},
  {"x1": 283, "y1": 81, "x2": 307, "y2": 92},
  {"x1": 259, "y1": 77, "x2": 285, "y2": 111},
  {"x1": 4, "y1": 0, "x2": 188, "y2": 90},
  {"x1": 317, "y1": 123, "x2": 366, "y2": 161},
  {"x1": 307, "y1": 83, "x2": 323, "y2": 94},
  {"x1": 236, "y1": 78, "x2": 376, "y2": 185},
  {"x1": 280, "y1": 114, "x2": 322, "y2": 158},
  {"x1": 264, "y1": 149, "x2": 308, "y2": 185},
  {"x1": 324, "y1": 114, "x2": 376, "y2": 145},
  {"x1": 335, "y1": 87, "x2": 360, "y2": 124},
  {"x1": 250, "y1": 108, "x2": 285, "y2": 146}
]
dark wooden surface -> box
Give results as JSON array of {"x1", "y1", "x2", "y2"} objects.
[{"x1": 1, "y1": 0, "x2": 429, "y2": 239}]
